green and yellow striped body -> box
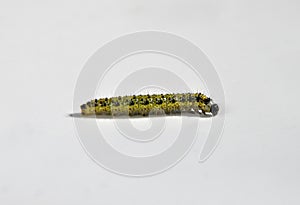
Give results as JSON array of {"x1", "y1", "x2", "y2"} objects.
[{"x1": 80, "y1": 93, "x2": 219, "y2": 116}]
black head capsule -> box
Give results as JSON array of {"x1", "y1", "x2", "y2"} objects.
[{"x1": 80, "y1": 104, "x2": 87, "y2": 109}]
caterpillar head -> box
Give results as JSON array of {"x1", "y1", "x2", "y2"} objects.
[
  {"x1": 210, "y1": 103, "x2": 219, "y2": 116},
  {"x1": 198, "y1": 98, "x2": 219, "y2": 116}
]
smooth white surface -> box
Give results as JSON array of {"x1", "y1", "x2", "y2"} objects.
[{"x1": 0, "y1": 0, "x2": 299, "y2": 204}]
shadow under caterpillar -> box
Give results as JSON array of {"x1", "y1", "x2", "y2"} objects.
[{"x1": 79, "y1": 92, "x2": 219, "y2": 117}]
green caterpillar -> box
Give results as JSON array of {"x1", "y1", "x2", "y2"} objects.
[{"x1": 80, "y1": 92, "x2": 219, "y2": 117}]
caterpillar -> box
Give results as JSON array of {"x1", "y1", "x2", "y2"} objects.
[{"x1": 80, "y1": 92, "x2": 219, "y2": 117}]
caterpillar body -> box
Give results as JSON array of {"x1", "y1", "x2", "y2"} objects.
[{"x1": 80, "y1": 92, "x2": 219, "y2": 117}]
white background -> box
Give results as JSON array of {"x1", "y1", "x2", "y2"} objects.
[{"x1": 0, "y1": 0, "x2": 299, "y2": 204}]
